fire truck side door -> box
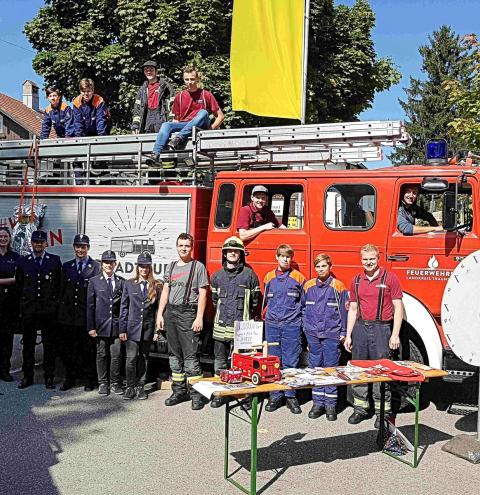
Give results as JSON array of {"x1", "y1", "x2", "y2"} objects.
[{"x1": 386, "y1": 177, "x2": 479, "y2": 318}]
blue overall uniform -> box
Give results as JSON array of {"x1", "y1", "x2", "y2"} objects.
[
  {"x1": 303, "y1": 276, "x2": 348, "y2": 408},
  {"x1": 40, "y1": 102, "x2": 73, "y2": 139},
  {"x1": 87, "y1": 273, "x2": 125, "y2": 387},
  {"x1": 264, "y1": 268, "x2": 306, "y2": 399},
  {"x1": 0, "y1": 250, "x2": 20, "y2": 377},
  {"x1": 72, "y1": 94, "x2": 109, "y2": 137}
]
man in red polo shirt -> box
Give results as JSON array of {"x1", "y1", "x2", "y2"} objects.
[
  {"x1": 237, "y1": 186, "x2": 285, "y2": 242},
  {"x1": 344, "y1": 243, "x2": 403, "y2": 427}
]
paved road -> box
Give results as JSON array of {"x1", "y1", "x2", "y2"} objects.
[{"x1": 1, "y1": 337, "x2": 479, "y2": 495}]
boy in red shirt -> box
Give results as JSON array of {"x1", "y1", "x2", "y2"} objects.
[{"x1": 150, "y1": 66, "x2": 224, "y2": 161}]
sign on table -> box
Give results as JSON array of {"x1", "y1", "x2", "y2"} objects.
[{"x1": 234, "y1": 321, "x2": 263, "y2": 350}]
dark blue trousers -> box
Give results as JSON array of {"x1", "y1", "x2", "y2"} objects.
[
  {"x1": 351, "y1": 320, "x2": 392, "y2": 412},
  {"x1": 306, "y1": 335, "x2": 340, "y2": 407},
  {"x1": 266, "y1": 322, "x2": 302, "y2": 399}
]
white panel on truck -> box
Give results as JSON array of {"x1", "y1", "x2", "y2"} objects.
[
  {"x1": 85, "y1": 197, "x2": 190, "y2": 278},
  {"x1": 0, "y1": 196, "x2": 79, "y2": 260}
]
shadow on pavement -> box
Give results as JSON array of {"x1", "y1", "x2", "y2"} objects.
[{"x1": 0, "y1": 370, "x2": 128, "y2": 495}]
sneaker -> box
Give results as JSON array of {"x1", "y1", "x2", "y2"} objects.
[
  {"x1": 286, "y1": 397, "x2": 302, "y2": 414},
  {"x1": 191, "y1": 395, "x2": 206, "y2": 411},
  {"x1": 98, "y1": 383, "x2": 109, "y2": 395},
  {"x1": 145, "y1": 153, "x2": 161, "y2": 166},
  {"x1": 123, "y1": 386, "x2": 136, "y2": 400},
  {"x1": 111, "y1": 383, "x2": 124, "y2": 395},
  {"x1": 210, "y1": 396, "x2": 227, "y2": 408},
  {"x1": 308, "y1": 404, "x2": 326, "y2": 419},
  {"x1": 265, "y1": 396, "x2": 283, "y2": 412},
  {"x1": 164, "y1": 392, "x2": 189, "y2": 406},
  {"x1": 348, "y1": 409, "x2": 370, "y2": 425},
  {"x1": 136, "y1": 386, "x2": 148, "y2": 400},
  {"x1": 326, "y1": 407, "x2": 337, "y2": 422}
]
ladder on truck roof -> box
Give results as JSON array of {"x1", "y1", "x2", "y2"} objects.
[{"x1": 0, "y1": 120, "x2": 410, "y2": 186}]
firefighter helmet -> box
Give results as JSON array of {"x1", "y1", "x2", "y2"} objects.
[{"x1": 222, "y1": 236, "x2": 245, "y2": 252}]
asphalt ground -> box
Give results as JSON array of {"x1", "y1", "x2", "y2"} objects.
[{"x1": 1, "y1": 336, "x2": 479, "y2": 495}]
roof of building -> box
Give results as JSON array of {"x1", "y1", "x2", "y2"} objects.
[{"x1": 0, "y1": 92, "x2": 44, "y2": 136}]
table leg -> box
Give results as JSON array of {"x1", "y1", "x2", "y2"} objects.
[
  {"x1": 250, "y1": 395, "x2": 258, "y2": 495},
  {"x1": 412, "y1": 384, "x2": 420, "y2": 468},
  {"x1": 377, "y1": 382, "x2": 386, "y2": 450},
  {"x1": 224, "y1": 397, "x2": 230, "y2": 480}
]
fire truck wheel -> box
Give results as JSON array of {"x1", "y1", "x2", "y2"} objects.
[{"x1": 251, "y1": 373, "x2": 260, "y2": 386}]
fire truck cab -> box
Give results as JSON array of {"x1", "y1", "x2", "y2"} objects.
[{"x1": 206, "y1": 164, "x2": 478, "y2": 381}]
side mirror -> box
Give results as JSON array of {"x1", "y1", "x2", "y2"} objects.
[{"x1": 442, "y1": 191, "x2": 457, "y2": 230}]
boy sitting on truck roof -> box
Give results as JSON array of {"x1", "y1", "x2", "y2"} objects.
[{"x1": 149, "y1": 66, "x2": 224, "y2": 163}]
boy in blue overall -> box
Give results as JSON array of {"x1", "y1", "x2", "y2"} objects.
[
  {"x1": 303, "y1": 253, "x2": 348, "y2": 421},
  {"x1": 263, "y1": 244, "x2": 306, "y2": 414}
]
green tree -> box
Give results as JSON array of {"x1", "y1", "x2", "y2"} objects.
[
  {"x1": 25, "y1": 0, "x2": 400, "y2": 131},
  {"x1": 444, "y1": 34, "x2": 480, "y2": 150},
  {"x1": 390, "y1": 26, "x2": 469, "y2": 165}
]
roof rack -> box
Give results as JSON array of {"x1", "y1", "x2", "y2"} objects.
[{"x1": 0, "y1": 120, "x2": 410, "y2": 186}]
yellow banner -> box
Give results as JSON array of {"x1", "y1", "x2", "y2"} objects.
[{"x1": 230, "y1": 0, "x2": 305, "y2": 120}]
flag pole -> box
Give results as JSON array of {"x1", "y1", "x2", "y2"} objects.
[{"x1": 300, "y1": 0, "x2": 311, "y2": 125}]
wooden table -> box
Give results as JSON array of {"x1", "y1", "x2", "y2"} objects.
[{"x1": 192, "y1": 365, "x2": 447, "y2": 495}]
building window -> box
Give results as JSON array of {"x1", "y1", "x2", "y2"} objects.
[
  {"x1": 0, "y1": 114, "x2": 4, "y2": 134},
  {"x1": 325, "y1": 184, "x2": 376, "y2": 230}
]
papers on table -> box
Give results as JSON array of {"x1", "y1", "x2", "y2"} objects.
[{"x1": 192, "y1": 380, "x2": 256, "y2": 399}]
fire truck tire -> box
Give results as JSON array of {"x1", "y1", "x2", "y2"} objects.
[{"x1": 251, "y1": 373, "x2": 260, "y2": 386}]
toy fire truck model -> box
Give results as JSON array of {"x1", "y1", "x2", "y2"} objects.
[
  {"x1": 219, "y1": 368, "x2": 243, "y2": 384},
  {"x1": 231, "y1": 352, "x2": 281, "y2": 385}
]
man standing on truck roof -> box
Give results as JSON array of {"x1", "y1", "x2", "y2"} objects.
[
  {"x1": 397, "y1": 185, "x2": 443, "y2": 235},
  {"x1": 148, "y1": 65, "x2": 224, "y2": 163},
  {"x1": 131, "y1": 61, "x2": 173, "y2": 135},
  {"x1": 209, "y1": 236, "x2": 261, "y2": 408},
  {"x1": 155, "y1": 233, "x2": 209, "y2": 410},
  {"x1": 237, "y1": 185, "x2": 285, "y2": 242},
  {"x1": 344, "y1": 244, "x2": 403, "y2": 427}
]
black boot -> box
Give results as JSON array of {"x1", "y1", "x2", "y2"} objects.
[
  {"x1": 210, "y1": 396, "x2": 227, "y2": 408},
  {"x1": 348, "y1": 408, "x2": 370, "y2": 424},
  {"x1": 286, "y1": 397, "x2": 302, "y2": 414},
  {"x1": 265, "y1": 396, "x2": 283, "y2": 412},
  {"x1": 326, "y1": 406, "x2": 337, "y2": 422},
  {"x1": 165, "y1": 391, "x2": 190, "y2": 406},
  {"x1": 60, "y1": 378, "x2": 76, "y2": 391},
  {"x1": 308, "y1": 404, "x2": 326, "y2": 419},
  {"x1": 0, "y1": 371, "x2": 13, "y2": 382}
]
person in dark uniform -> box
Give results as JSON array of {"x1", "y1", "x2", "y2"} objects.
[
  {"x1": 119, "y1": 252, "x2": 161, "y2": 400},
  {"x1": 0, "y1": 227, "x2": 20, "y2": 382},
  {"x1": 87, "y1": 250, "x2": 125, "y2": 396},
  {"x1": 58, "y1": 234, "x2": 100, "y2": 391},
  {"x1": 16, "y1": 230, "x2": 62, "y2": 389}
]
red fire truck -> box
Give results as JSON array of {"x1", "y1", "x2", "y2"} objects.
[{"x1": 0, "y1": 121, "x2": 477, "y2": 381}]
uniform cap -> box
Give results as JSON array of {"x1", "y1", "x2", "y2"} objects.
[
  {"x1": 252, "y1": 185, "x2": 269, "y2": 195},
  {"x1": 101, "y1": 250, "x2": 117, "y2": 262},
  {"x1": 137, "y1": 251, "x2": 152, "y2": 265},
  {"x1": 222, "y1": 236, "x2": 245, "y2": 252},
  {"x1": 73, "y1": 234, "x2": 90, "y2": 246},
  {"x1": 31, "y1": 230, "x2": 47, "y2": 242},
  {"x1": 143, "y1": 60, "x2": 158, "y2": 69}
]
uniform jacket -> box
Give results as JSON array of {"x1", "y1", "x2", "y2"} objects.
[
  {"x1": 210, "y1": 263, "x2": 260, "y2": 341},
  {"x1": 131, "y1": 79, "x2": 173, "y2": 133},
  {"x1": 263, "y1": 269, "x2": 306, "y2": 325},
  {"x1": 72, "y1": 95, "x2": 109, "y2": 137},
  {"x1": 58, "y1": 257, "x2": 101, "y2": 326},
  {"x1": 16, "y1": 251, "x2": 62, "y2": 318},
  {"x1": 119, "y1": 280, "x2": 159, "y2": 342},
  {"x1": 40, "y1": 102, "x2": 73, "y2": 139},
  {"x1": 0, "y1": 250, "x2": 20, "y2": 317},
  {"x1": 303, "y1": 276, "x2": 348, "y2": 339},
  {"x1": 86, "y1": 273, "x2": 125, "y2": 337}
]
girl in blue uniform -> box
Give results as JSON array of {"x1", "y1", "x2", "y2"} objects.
[
  {"x1": 119, "y1": 252, "x2": 161, "y2": 400},
  {"x1": 0, "y1": 227, "x2": 20, "y2": 381}
]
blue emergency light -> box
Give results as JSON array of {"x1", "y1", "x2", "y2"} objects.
[{"x1": 426, "y1": 139, "x2": 448, "y2": 164}]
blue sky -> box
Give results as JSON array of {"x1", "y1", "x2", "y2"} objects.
[{"x1": 0, "y1": 0, "x2": 479, "y2": 123}]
